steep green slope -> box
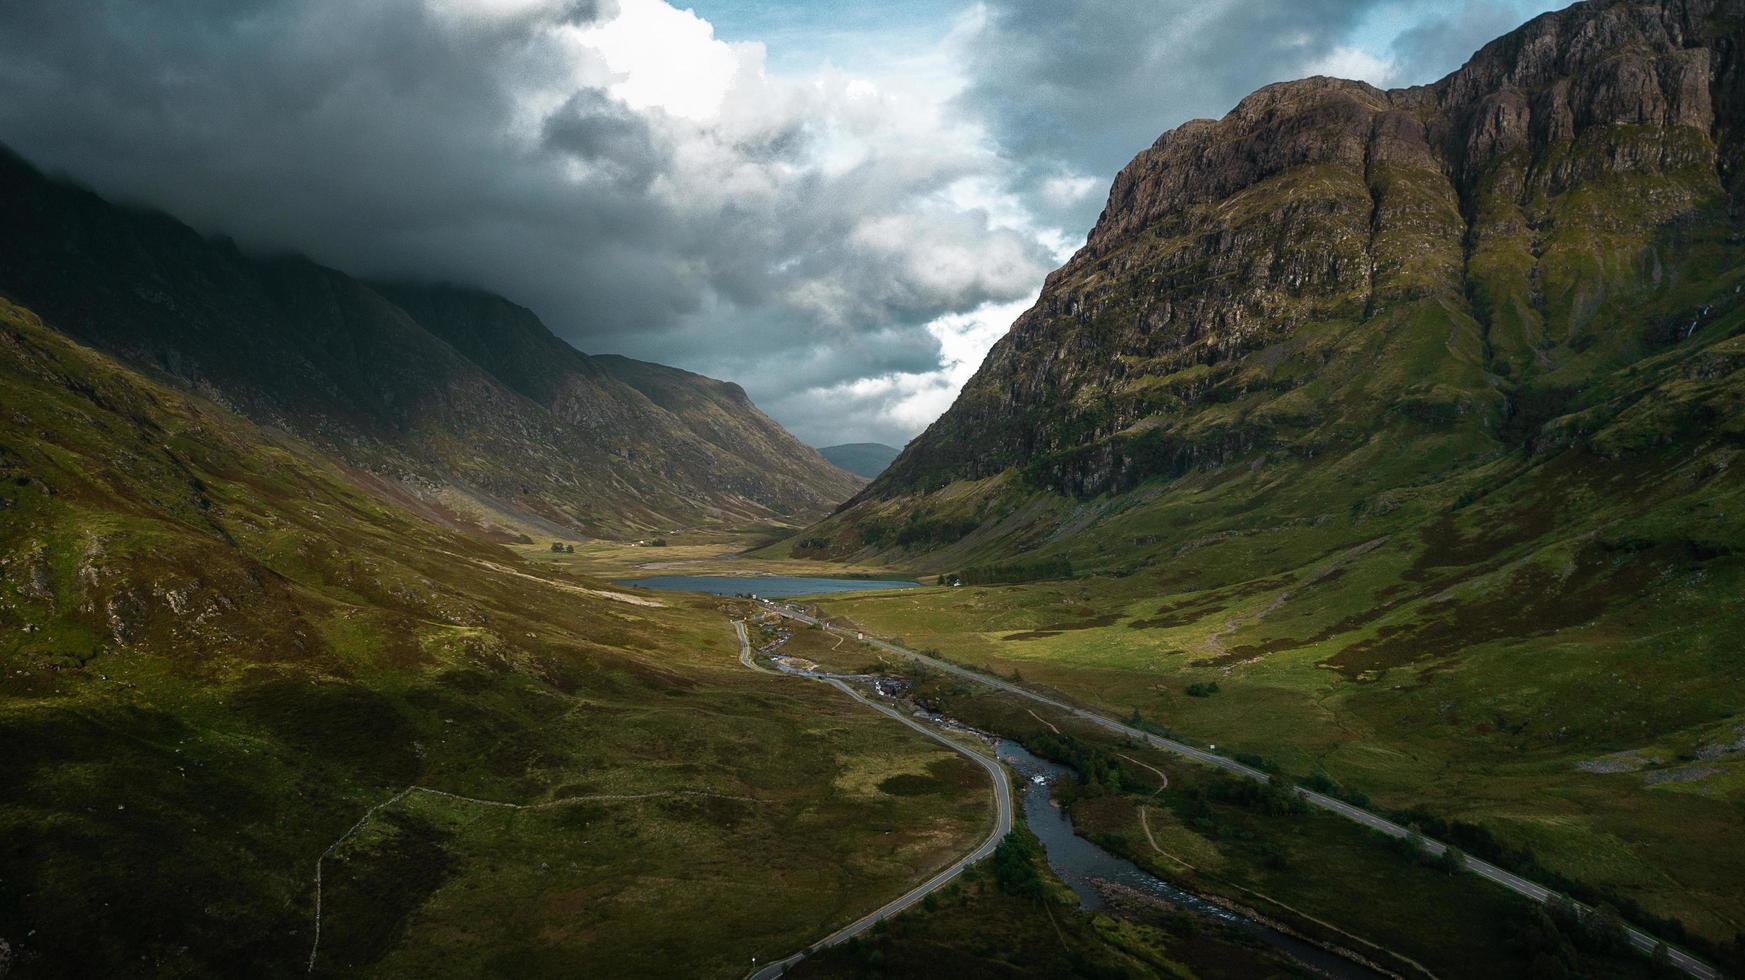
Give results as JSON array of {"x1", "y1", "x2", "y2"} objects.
[
  {"x1": 818, "y1": 444, "x2": 901, "y2": 480},
  {"x1": 0, "y1": 299, "x2": 985, "y2": 977},
  {"x1": 786, "y1": 0, "x2": 1745, "y2": 945},
  {"x1": 592, "y1": 353, "x2": 864, "y2": 498},
  {"x1": 0, "y1": 151, "x2": 860, "y2": 537}
]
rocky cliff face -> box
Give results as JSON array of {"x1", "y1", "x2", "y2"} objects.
[
  {"x1": 853, "y1": 0, "x2": 1743, "y2": 513},
  {"x1": 0, "y1": 153, "x2": 862, "y2": 535}
]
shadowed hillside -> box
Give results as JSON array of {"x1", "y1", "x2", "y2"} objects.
[
  {"x1": 0, "y1": 151, "x2": 862, "y2": 538},
  {"x1": 0, "y1": 298, "x2": 980, "y2": 977}
]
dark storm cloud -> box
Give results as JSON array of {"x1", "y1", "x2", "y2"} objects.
[
  {"x1": 543, "y1": 90, "x2": 669, "y2": 182},
  {"x1": 959, "y1": 1, "x2": 1382, "y2": 219},
  {"x1": 0, "y1": 0, "x2": 697, "y2": 328},
  {"x1": 1390, "y1": 2, "x2": 1554, "y2": 80},
  {"x1": 961, "y1": 0, "x2": 1566, "y2": 233},
  {"x1": 0, "y1": 0, "x2": 1048, "y2": 366},
  {"x1": 0, "y1": 0, "x2": 1565, "y2": 446}
]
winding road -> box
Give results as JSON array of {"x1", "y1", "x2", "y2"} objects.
[
  {"x1": 756, "y1": 604, "x2": 1722, "y2": 980},
  {"x1": 733, "y1": 621, "x2": 1014, "y2": 980}
]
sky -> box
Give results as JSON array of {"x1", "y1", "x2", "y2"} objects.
[{"x1": 0, "y1": 0, "x2": 1567, "y2": 448}]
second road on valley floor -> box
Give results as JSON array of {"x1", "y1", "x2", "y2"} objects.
[{"x1": 753, "y1": 603, "x2": 1722, "y2": 980}]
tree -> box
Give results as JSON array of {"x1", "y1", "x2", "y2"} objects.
[
  {"x1": 1401, "y1": 825, "x2": 1427, "y2": 860},
  {"x1": 992, "y1": 831, "x2": 1045, "y2": 898},
  {"x1": 1587, "y1": 904, "x2": 1630, "y2": 956}
]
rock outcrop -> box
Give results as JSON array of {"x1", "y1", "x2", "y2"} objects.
[{"x1": 855, "y1": 0, "x2": 1744, "y2": 506}]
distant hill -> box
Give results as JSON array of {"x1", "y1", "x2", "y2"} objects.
[
  {"x1": 0, "y1": 149, "x2": 862, "y2": 536},
  {"x1": 818, "y1": 443, "x2": 901, "y2": 479}
]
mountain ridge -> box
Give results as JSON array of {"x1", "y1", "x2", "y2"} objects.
[
  {"x1": 0, "y1": 149, "x2": 861, "y2": 537},
  {"x1": 818, "y1": 442, "x2": 901, "y2": 479}
]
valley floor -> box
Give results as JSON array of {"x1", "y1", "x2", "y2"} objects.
[{"x1": 801, "y1": 573, "x2": 1745, "y2": 954}]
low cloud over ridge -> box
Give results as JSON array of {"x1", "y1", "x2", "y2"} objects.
[{"x1": 0, "y1": 0, "x2": 1566, "y2": 446}]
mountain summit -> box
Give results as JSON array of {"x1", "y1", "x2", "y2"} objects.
[{"x1": 814, "y1": 0, "x2": 1743, "y2": 552}]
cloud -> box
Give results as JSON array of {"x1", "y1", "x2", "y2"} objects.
[
  {"x1": 1303, "y1": 45, "x2": 1402, "y2": 87},
  {"x1": 1388, "y1": 2, "x2": 1559, "y2": 80},
  {"x1": 953, "y1": 1, "x2": 1383, "y2": 207},
  {"x1": 952, "y1": 0, "x2": 1568, "y2": 233},
  {"x1": 0, "y1": 0, "x2": 1058, "y2": 445},
  {"x1": 754, "y1": 294, "x2": 1038, "y2": 448},
  {"x1": 0, "y1": 0, "x2": 1570, "y2": 447},
  {"x1": 1039, "y1": 174, "x2": 1101, "y2": 208}
]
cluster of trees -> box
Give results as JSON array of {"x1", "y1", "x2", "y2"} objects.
[
  {"x1": 1379, "y1": 802, "x2": 1739, "y2": 969},
  {"x1": 1184, "y1": 681, "x2": 1220, "y2": 698},
  {"x1": 1212, "y1": 775, "x2": 1308, "y2": 819},
  {"x1": 992, "y1": 831, "x2": 1045, "y2": 899},
  {"x1": 1171, "y1": 774, "x2": 1308, "y2": 841},
  {"x1": 1510, "y1": 897, "x2": 1637, "y2": 979},
  {"x1": 945, "y1": 556, "x2": 1075, "y2": 586},
  {"x1": 1299, "y1": 771, "x2": 1371, "y2": 808},
  {"x1": 1027, "y1": 732, "x2": 1130, "y2": 795},
  {"x1": 548, "y1": 542, "x2": 574, "y2": 553},
  {"x1": 1391, "y1": 826, "x2": 1466, "y2": 874},
  {"x1": 895, "y1": 515, "x2": 978, "y2": 547},
  {"x1": 856, "y1": 512, "x2": 979, "y2": 550}
]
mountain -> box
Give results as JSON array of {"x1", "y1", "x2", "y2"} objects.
[
  {"x1": 0, "y1": 150, "x2": 862, "y2": 537},
  {"x1": 818, "y1": 443, "x2": 902, "y2": 479},
  {"x1": 811, "y1": 0, "x2": 1745, "y2": 561},
  {"x1": 781, "y1": 0, "x2": 1745, "y2": 944}
]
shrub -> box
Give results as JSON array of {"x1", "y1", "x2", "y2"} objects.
[
  {"x1": 951, "y1": 556, "x2": 1075, "y2": 585},
  {"x1": 1212, "y1": 776, "x2": 1306, "y2": 818}
]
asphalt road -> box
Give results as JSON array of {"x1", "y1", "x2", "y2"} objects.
[
  {"x1": 733, "y1": 621, "x2": 1015, "y2": 980},
  {"x1": 759, "y1": 603, "x2": 1722, "y2": 980}
]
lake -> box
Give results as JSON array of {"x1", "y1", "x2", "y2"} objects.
[{"x1": 615, "y1": 574, "x2": 921, "y2": 597}]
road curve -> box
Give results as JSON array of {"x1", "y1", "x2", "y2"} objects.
[
  {"x1": 759, "y1": 604, "x2": 1721, "y2": 980},
  {"x1": 733, "y1": 621, "x2": 1015, "y2": 980}
]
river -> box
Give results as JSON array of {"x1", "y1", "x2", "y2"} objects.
[{"x1": 996, "y1": 740, "x2": 1383, "y2": 980}]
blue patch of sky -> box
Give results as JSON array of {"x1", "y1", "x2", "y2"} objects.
[{"x1": 680, "y1": 0, "x2": 965, "y2": 73}]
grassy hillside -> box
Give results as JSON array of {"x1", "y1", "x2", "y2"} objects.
[{"x1": 0, "y1": 298, "x2": 985, "y2": 977}]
